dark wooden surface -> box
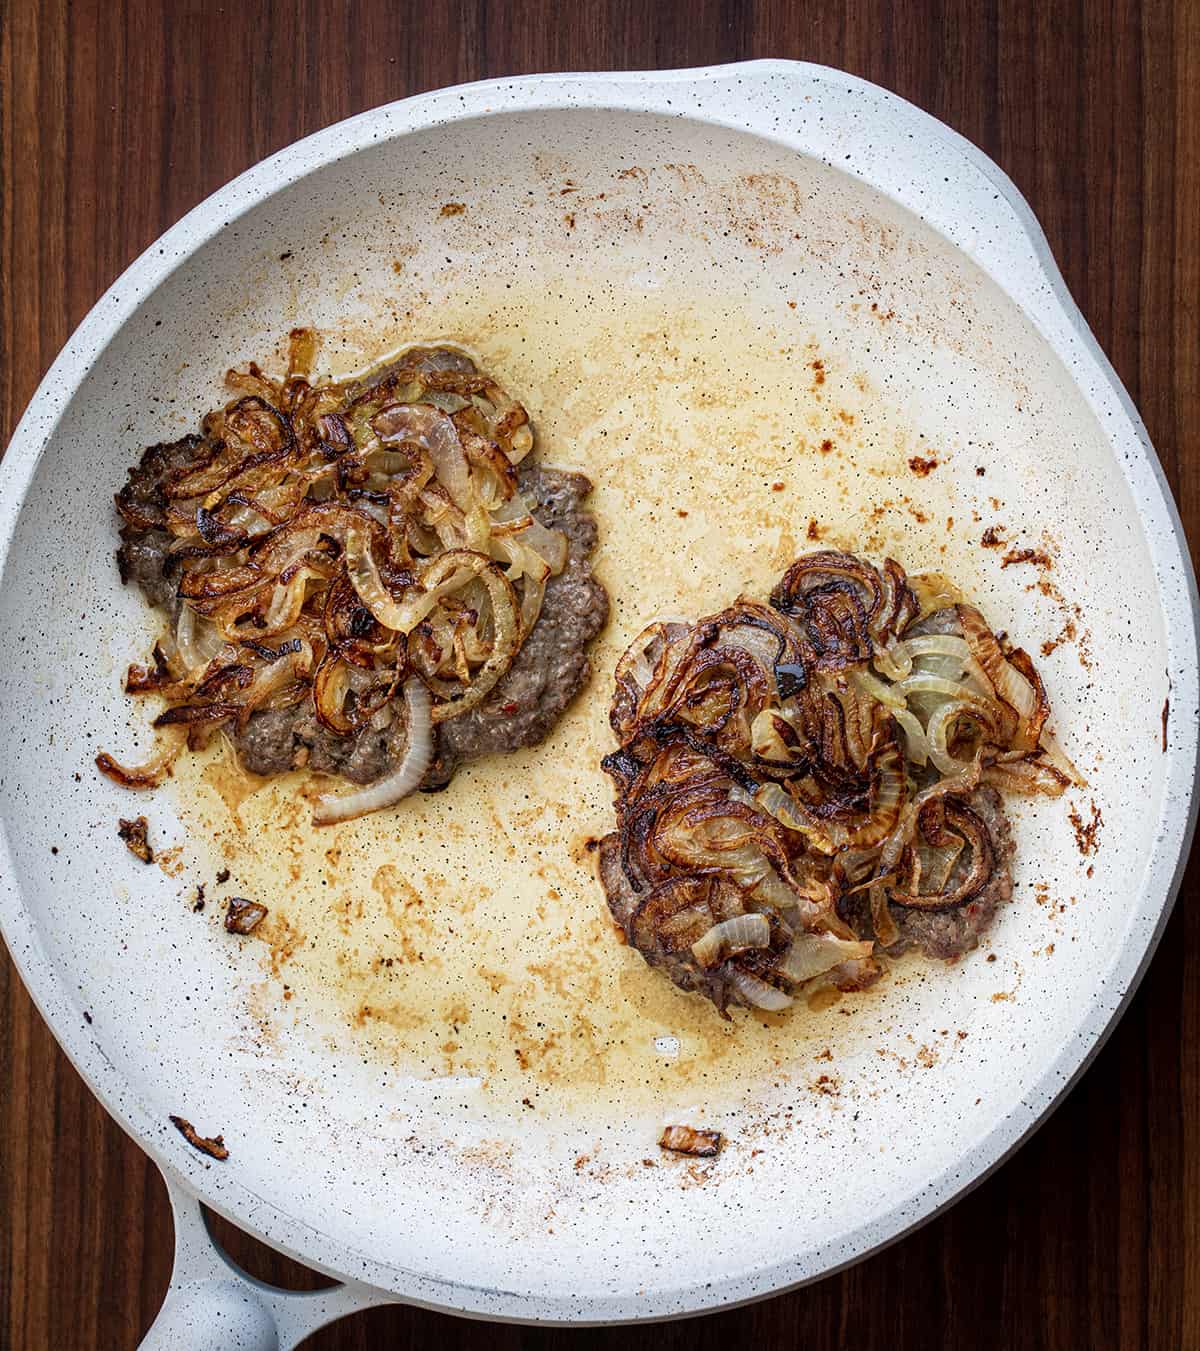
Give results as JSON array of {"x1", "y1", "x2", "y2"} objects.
[{"x1": 2, "y1": 1, "x2": 1198, "y2": 1346}]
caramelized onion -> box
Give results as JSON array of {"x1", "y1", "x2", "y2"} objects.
[
  {"x1": 958, "y1": 604, "x2": 1048, "y2": 752},
  {"x1": 237, "y1": 640, "x2": 312, "y2": 724},
  {"x1": 424, "y1": 553, "x2": 519, "y2": 723},
  {"x1": 691, "y1": 913, "x2": 771, "y2": 968},
  {"x1": 775, "y1": 932, "x2": 874, "y2": 984},
  {"x1": 754, "y1": 740, "x2": 905, "y2": 854},
  {"x1": 343, "y1": 526, "x2": 410, "y2": 631},
  {"x1": 490, "y1": 495, "x2": 569, "y2": 575},
  {"x1": 659, "y1": 1124, "x2": 723, "y2": 1157},
  {"x1": 313, "y1": 679, "x2": 434, "y2": 825},
  {"x1": 95, "y1": 728, "x2": 187, "y2": 788},
  {"x1": 869, "y1": 879, "x2": 901, "y2": 948},
  {"x1": 312, "y1": 653, "x2": 355, "y2": 734},
  {"x1": 601, "y1": 548, "x2": 1066, "y2": 1021},
  {"x1": 629, "y1": 875, "x2": 718, "y2": 956},
  {"x1": 769, "y1": 551, "x2": 914, "y2": 672},
  {"x1": 890, "y1": 801, "x2": 993, "y2": 910},
  {"x1": 909, "y1": 571, "x2": 965, "y2": 615},
  {"x1": 517, "y1": 573, "x2": 546, "y2": 641},
  {"x1": 770, "y1": 552, "x2": 879, "y2": 669},
  {"x1": 373, "y1": 403, "x2": 473, "y2": 511},
  {"x1": 728, "y1": 967, "x2": 793, "y2": 1011},
  {"x1": 176, "y1": 607, "x2": 225, "y2": 673},
  {"x1": 112, "y1": 345, "x2": 559, "y2": 813},
  {"x1": 981, "y1": 755, "x2": 1074, "y2": 796}
]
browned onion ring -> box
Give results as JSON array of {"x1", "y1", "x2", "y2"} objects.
[{"x1": 889, "y1": 800, "x2": 994, "y2": 910}]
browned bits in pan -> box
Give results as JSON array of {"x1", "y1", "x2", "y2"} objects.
[
  {"x1": 116, "y1": 816, "x2": 153, "y2": 863},
  {"x1": 169, "y1": 1115, "x2": 229, "y2": 1160},
  {"x1": 1001, "y1": 547, "x2": 1052, "y2": 569}
]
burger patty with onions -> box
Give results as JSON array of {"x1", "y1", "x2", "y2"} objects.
[
  {"x1": 100, "y1": 336, "x2": 608, "y2": 824},
  {"x1": 598, "y1": 551, "x2": 1079, "y2": 1017}
]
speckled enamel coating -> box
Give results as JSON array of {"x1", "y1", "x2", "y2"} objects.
[{"x1": 0, "y1": 62, "x2": 1196, "y2": 1338}]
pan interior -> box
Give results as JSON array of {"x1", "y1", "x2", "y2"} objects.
[{"x1": 0, "y1": 107, "x2": 1166, "y2": 1302}]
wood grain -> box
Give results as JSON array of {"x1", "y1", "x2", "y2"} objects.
[{"x1": 1, "y1": 1, "x2": 1197, "y2": 1346}]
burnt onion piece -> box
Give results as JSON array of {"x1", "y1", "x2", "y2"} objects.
[
  {"x1": 659, "y1": 1124, "x2": 723, "y2": 1157},
  {"x1": 600, "y1": 550, "x2": 1078, "y2": 1017},
  {"x1": 101, "y1": 339, "x2": 579, "y2": 818},
  {"x1": 116, "y1": 816, "x2": 154, "y2": 863},
  {"x1": 224, "y1": 898, "x2": 268, "y2": 934},
  {"x1": 169, "y1": 1115, "x2": 229, "y2": 1161}
]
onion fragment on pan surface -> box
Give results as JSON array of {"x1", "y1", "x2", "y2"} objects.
[
  {"x1": 224, "y1": 898, "x2": 268, "y2": 934},
  {"x1": 96, "y1": 728, "x2": 187, "y2": 788},
  {"x1": 599, "y1": 549, "x2": 1079, "y2": 1019},
  {"x1": 659, "y1": 1125, "x2": 723, "y2": 1157},
  {"x1": 101, "y1": 336, "x2": 604, "y2": 819},
  {"x1": 116, "y1": 816, "x2": 154, "y2": 863},
  {"x1": 169, "y1": 1115, "x2": 229, "y2": 1161}
]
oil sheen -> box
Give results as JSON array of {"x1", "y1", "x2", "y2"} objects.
[{"x1": 166, "y1": 279, "x2": 968, "y2": 1124}]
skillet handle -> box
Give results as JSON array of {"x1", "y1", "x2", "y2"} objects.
[{"x1": 139, "y1": 1168, "x2": 395, "y2": 1350}]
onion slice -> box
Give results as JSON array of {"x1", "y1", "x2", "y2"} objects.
[
  {"x1": 95, "y1": 728, "x2": 187, "y2": 789},
  {"x1": 343, "y1": 527, "x2": 411, "y2": 631},
  {"x1": 490, "y1": 495, "x2": 569, "y2": 575},
  {"x1": 176, "y1": 607, "x2": 225, "y2": 673},
  {"x1": 957, "y1": 604, "x2": 1048, "y2": 751},
  {"x1": 373, "y1": 404, "x2": 474, "y2": 511},
  {"x1": 775, "y1": 932, "x2": 875, "y2": 984},
  {"x1": 728, "y1": 966, "x2": 793, "y2": 1011},
  {"x1": 428, "y1": 556, "x2": 520, "y2": 723},
  {"x1": 313, "y1": 679, "x2": 434, "y2": 825},
  {"x1": 691, "y1": 913, "x2": 771, "y2": 968},
  {"x1": 754, "y1": 741, "x2": 905, "y2": 854}
]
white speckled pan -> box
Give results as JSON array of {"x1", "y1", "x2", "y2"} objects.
[{"x1": 0, "y1": 62, "x2": 1196, "y2": 1346}]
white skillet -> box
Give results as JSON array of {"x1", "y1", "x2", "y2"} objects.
[{"x1": 0, "y1": 62, "x2": 1195, "y2": 1347}]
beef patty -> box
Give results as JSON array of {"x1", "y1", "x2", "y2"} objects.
[
  {"x1": 598, "y1": 785, "x2": 1015, "y2": 987},
  {"x1": 596, "y1": 833, "x2": 738, "y2": 1010},
  {"x1": 116, "y1": 435, "x2": 608, "y2": 789}
]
